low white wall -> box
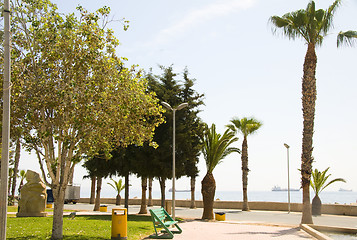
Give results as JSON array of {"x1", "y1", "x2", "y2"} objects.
[{"x1": 78, "y1": 198, "x2": 357, "y2": 216}]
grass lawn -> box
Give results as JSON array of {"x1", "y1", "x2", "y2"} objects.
[
  {"x1": 7, "y1": 215, "x2": 154, "y2": 240},
  {"x1": 7, "y1": 205, "x2": 73, "y2": 213}
]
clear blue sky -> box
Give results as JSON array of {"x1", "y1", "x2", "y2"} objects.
[{"x1": 21, "y1": 0, "x2": 357, "y2": 197}]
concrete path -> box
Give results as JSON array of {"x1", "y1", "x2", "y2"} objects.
[
  {"x1": 62, "y1": 204, "x2": 357, "y2": 229},
  {"x1": 56, "y1": 204, "x2": 357, "y2": 239},
  {"x1": 142, "y1": 221, "x2": 315, "y2": 240}
]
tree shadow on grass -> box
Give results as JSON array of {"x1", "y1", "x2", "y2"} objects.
[
  {"x1": 74, "y1": 214, "x2": 151, "y2": 222},
  {"x1": 7, "y1": 236, "x2": 109, "y2": 240}
]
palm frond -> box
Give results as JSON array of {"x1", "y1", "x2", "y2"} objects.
[
  {"x1": 228, "y1": 117, "x2": 262, "y2": 137},
  {"x1": 201, "y1": 124, "x2": 240, "y2": 173},
  {"x1": 321, "y1": 0, "x2": 341, "y2": 35},
  {"x1": 107, "y1": 178, "x2": 125, "y2": 194},
  {"x1": 337, "y1": 31, "x2": 357, "y2": 47},
  {"x1": 311, "y1": 167, "x2": 345, "y2": 196},
  {"x1": 270, "y1": 0, "x2": 341, "y2": 46}
]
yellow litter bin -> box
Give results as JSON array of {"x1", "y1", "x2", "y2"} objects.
[
  {"x1": 46, "y1": 203, "x2": 53, "y2": 208},
  {"x1": 111, "y1": 208, "x2": 127, "y2": 240},
  {"x1": 215, "y1": 212, "x2": 226, "y2": 221},
  {"x1": 100, "y1": 205, "x2": 107, "y2": 212}
]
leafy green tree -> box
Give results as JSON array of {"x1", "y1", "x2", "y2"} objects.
[
  {"x1": 108, "y1": 178, "x2": 125, "y2": 205},
  {"x1": 8, "y1": 1, "x2": 164, "y2": 239},
  {"x1": 201, "y1": 124, "x2": 240, "y2": 220},
  {"x1": 226, "y1": 117, "x2": 262, "y2": 211},
  {"x1": 311, "y1": 167, "x2": 345, "y2": 216},
  {"x1": 270, "y1": 0, "x2": 341, "y2": 224},
  {"x1": 131, "y1": 66, "x2": 204, "y2": 208},
  {"x1": 180, "y1": 68, "x2": 204, "y2": 208},
  {"x1": 83, "y1": 154, "x2": 113, "y2": 211},
  {"x1": 109, "y1": 147, "x2": 134, "y2": 211}
]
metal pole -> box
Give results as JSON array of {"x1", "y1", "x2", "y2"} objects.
[
  {"x1": 1, "y1": 0, "x2": 11, "y2": 238},
  {"x1": 172, "y1": 109, "x2": 176, "y2": 220},
  {"x1": 284, "y1": 144, "x2": 291, "y2": 214}
]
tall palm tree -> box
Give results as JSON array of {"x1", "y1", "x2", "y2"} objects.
[
  {"x1": 201, "y1": 123, "x2": 240, "y2": 220},
  {"x1": 311, "y1": 167, "x2": 345, "y2": 216},
  {"x1": 337, "y1": 30, "x2": 357, "y2": 47},
  {"x1": 226, "y1": 117, "x2": 262, "y2": 211},
  {"x1": 108, "y1": 178, "x2": 125, "y2": 205},
  {"x1": 270, "y1": 0, "x2": 341, "y2": 224}
]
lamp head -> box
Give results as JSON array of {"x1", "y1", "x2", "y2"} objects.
[
  {"x1": 176, "y1": 102, "x2": 188, "y2": 111},
  {"x1": 161, "y1": 101, "x2": 172, "y2": 111},
  {"x1": 284, "y1": 143, "x2": 290, "y2": 149}
]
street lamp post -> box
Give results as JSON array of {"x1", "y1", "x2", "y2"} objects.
[
  {"x1": 161, "y1": 102, "x2": 188, "y2": 220},
  {"x1": 1, "y1": 1, "x2": 11, "y2": 239},
  {"x1": 284, "y1": 143, "x2": 290, "y2": 213}
]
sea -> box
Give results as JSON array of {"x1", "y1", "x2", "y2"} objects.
[{"x1": 125, "y1": 190, "x2": 357, "y2": 205}]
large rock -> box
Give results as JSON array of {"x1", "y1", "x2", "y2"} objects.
[{"x1": 17, "y1": 170, "x2": 47, "y2": 217}]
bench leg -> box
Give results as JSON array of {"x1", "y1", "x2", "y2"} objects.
[
  {"x1": 149, "y1": 225, "x2": 174, "y2": 239},
  {"x1": 171, "y1": 223, "x2": 182, "y2": 234}
]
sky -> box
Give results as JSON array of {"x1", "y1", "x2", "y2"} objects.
[{"x1": 19, "y1": 0, "x2": 357, "y2": 198}]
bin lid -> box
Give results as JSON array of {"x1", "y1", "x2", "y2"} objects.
[{"x1": 215, "y1": 212, "x2": 225, "y2": 215}]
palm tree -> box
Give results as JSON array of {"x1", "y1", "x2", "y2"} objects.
[
  {"x1": 270, "y1": 0, "x2": 341, "y2": 224},
  {"x1": 108, "y1": 178, "x2": 125, "y2": 205},
  {"x1": 226, "y1": 117, "x2": 262, "y2": 211},
  {"x1": 201, "y1": 123, "x2": 240, "y2": 220},
  {"x1": 311, "y1": 167, "x2": 345, "y2": 216},
  {"x1": 18, "y1": 169, "x2": 26, "y2": 194},
  {"x1": 337, "y1": 31, "x2": 357, "y2": 47}
]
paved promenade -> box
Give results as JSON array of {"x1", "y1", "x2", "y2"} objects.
[{"x1": 61, "y1": 203, "x2": 357, "y2": 239}]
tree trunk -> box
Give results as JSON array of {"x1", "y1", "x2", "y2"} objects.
[
  {"x1": 8, "y1": 170, "x2": 12, "y2": 196},
  {"x1": 51, "y1": 185, "x2": 66, "y2": 240},
  {"x1": 68, "y1": 168, "x2": 74, "y2": 185},
  {"x1": 10, "y1": 139, "x2": 21, "y2": 204},
  {"x1": 139, "y1": 176, "x2": 147, "y2": 214},
  {"x1": 201, "y1": 172, "x2": 216, "y2": 220},
  {"x1": 241, "y1": 136, "x2": 249, "y2": 211},
  {"x1": 125, "y1": 174, "x2": 129, "y2": 211},
  {"x1": 93, "y1": 177, "x2": 102, "y2": 211},
  {"x1": 159, "y1": 177, "x2": 166, "y2": 207},
  {"x1": 148, "y1": 177, "x2": 153, "y2": 206},
  {"x1": 190, "y1": 176, "x2": 196, "y2": 209},
  {"x1": 116, "y1": 194, "x2": 121, "y2": 205},
  {"x1": 300, "y1": 42, "x2": 317, "y2": 225},
  {"x1": 312, "y1": 195, "x2": 321, "y2": 216},
  {"x1": 90, "y1": 176, "x2": 96, "y2": 204}
]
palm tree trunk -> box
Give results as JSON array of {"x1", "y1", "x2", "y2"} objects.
[
  {"x1": 10, "y1": 139, "x2": 21, "y2": 204},
  {"x1": 312, "y1": 195, "x2": 321, "y2": 216},
  {"x1": 300, "y1": 42, "x2": 317, "y2": 225},
  {"x1": 90, "y1": 176, "x2": 96, "y2": 204},
  {"x1": 190, "y1": 176, "x2": 196, "y2": 209},
  {"x1": 139, "y1": 176, "x2": 147, "y2": 214},
  {"x1": 116, "y1": 194, "x2": 121, "y2": 205},
  {"x1": 159, "y1": 177, "x2": 166, "y2": 207},
  {"x1": 201, "y1": 172, "x2": 216, "y2": 220},
  {"x1": 148, "y1": 177, "x2": 153, "y2": 206},
  {"x1": 241, "y1": 136, "x2": 249, "y2": 211},
  {"x1": 93, "y1": 177, "x2": 102, "y2": 211}
]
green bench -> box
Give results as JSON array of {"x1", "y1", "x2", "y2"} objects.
[{"x1": 149, "y1": 207, "x2": 182, "y2": 239}]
